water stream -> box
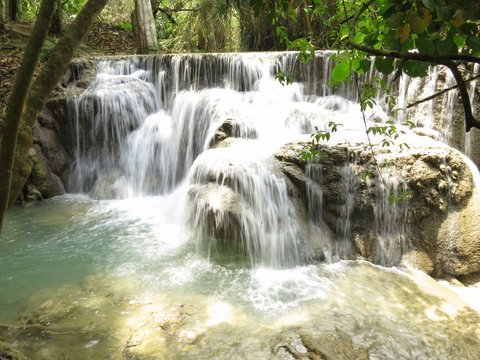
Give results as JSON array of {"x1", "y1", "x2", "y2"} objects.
[{"x1": 1, "y1": 52, "x2": 480, "y2": 358}]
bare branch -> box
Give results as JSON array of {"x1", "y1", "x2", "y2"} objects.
[
  {"x1": 348, "y1": 42, "x2": 480, "y2": 65},
  {"x1": 441, "y1": 60, "x2": 480, "y2": 131},
  {"x1": 407, "y1": 74, "x2": 480, "y2": 109}
]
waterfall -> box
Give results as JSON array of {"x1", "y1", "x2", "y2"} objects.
[
  {"x1": 66, "y1": 51, "x2": 478, "y2": 268},
  {"x1": 336, "y1": 162, "x2": 356, "y2": 258},
  {"x1": 187, "y1": 142, "x2": 308, "y2": 267},
  {"x1": 397, "y1": 63, "x2": 480, "y2": 157},
  {"x1": 372, "y1": 163, "x2": 409, "y2": 266}
]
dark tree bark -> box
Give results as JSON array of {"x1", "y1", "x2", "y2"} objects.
[
  {"x1": 49, "y1": 0, "x2": 63, "y2": 35},
  {"x1": 0, "y1": 0, "x2": 109, "y2": 233},
  {"x1": 0, "y1": 0, "x2": 5, "y2": 32},
  {"x1": 0, "y1": 0, "x2": 57, "y2": 232},
  {"x1": 6, "y1": 0, "x2": 17, "y2": 21}
]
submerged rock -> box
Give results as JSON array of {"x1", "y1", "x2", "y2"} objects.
[
  {"x1": 0, "y1": 341, "x2": 30, "y2": 360},
  {"x1": 272, "y1": 329, "x2": 369, "y2": 360}
]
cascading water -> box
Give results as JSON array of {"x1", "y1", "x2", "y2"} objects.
[
  {"x1": 67, "y1": 52, "x2": 377, "y2": 266},
  {"x1": 372, "y1": 162, "x2": 409, "y2": 266},
  {"x1": 336, "y1": 162, "x2": 356, "y2": 258},
  {"x1": 397, "y1": 62, "x2": 480, "y2": 157},
  {"x1": 187, "y1": 142, "x2": 308, "y2": 267},
  {"x1": 2, "y1": 52, "x2": 480, "y2": 359}
]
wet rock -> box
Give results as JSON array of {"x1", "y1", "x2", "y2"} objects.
[
  {"x1": 24, "y1": 298, "x2": 77, "y2": 326},
  {"x1": 15, "y1": 60, "x2": 97, "y2": 203},
  {"x1": 434, "y1": 190, "x2": 480, "y2": 276},
  {"x1": 188, "y1": 183, "x2": 244, "y2": 244},
  {"x1": 299, "y1": 332, "x2": 369, "y2": 360},
  {"x1": 210, "y1": 119, "x2": 257, "y2": 148},
  {"x1": 35, "y1": 347, "x2": 66, "y2": 360},
  {"x1": 186, "y1": 144, "x2": 319, "y2": 264},
  {"x1": 33, "y1": 123, "x2": 71, "y2": 183},
  {"x1": 274, "y1": 139, "x2": 479, "y2": 277},
  {"x1": 401, "y1": 250, "x2": 434, "y2": 275},
  {"x1": 0, "y1": 340, "x2": 30, "y2": 360},
  {"x1": 88, "y1": 168, "x2": 122, "y2": 199},
  {"x1": 272, "y1": 330, "x2": 369, "y2": 360},
  {"x1": 22, "y1": 145, "x2": 65, "y2": 201}
]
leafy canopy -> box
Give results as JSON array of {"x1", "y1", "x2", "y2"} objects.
[{"x1": 257, "y1": 0, "x2": 480, "y2": 129}]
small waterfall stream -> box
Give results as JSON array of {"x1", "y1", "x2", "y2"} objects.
[{"x1": 1, "y1": 52, "x2": 480, "y2": 358}]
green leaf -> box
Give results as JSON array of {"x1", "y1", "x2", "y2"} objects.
[
  {"x1": 377, "y1": 0, "x2": 393, "y2": 15},
  {"x1": 339, "y1": 26, "x2": 350, "y2": 40},
  {"x1": 453, "y1": 34, "x2": 466, "y2": 49},
  {"x1": 460, "y1": 23, "x2": 478, "y2": 36},
  {"x1": 332, "y1": 61, "x2": 351, "y2": 82},
  {"x1": 402, "y1": 120, "x2": 416, "y2": 129},
  {"x1": 353, "y1": 32, "x2": 366, "y2": 44},
  {"x1": 374, "y1": 57, "x2": 394, "y2": 74},
  {"x1": 416, "y1": 37, "x2": 435, "y2": 54},
  {"x1": 403, "y1": 60, "x2": 429, "y2": 77},
  {"x1": 386, "y1": 12, "x2": 406, "y2": 28},
  {"x1": 353, "y1": 59, "x2": 372, "y2": 74},
  {"x1": 435, "y1": 6, "x2": 453, "y2": 21},
  {"x1": 401, "y1": 36, "x2": 415, "y2": 51},
  {"x1": 421, "y1": 0, "x2": 436, "y2": 11},
  {"x1": 384, "y1": 34, "x2": 402, "y2": 51},
  {"x1": 334, "y1": 51, "x2": 354, "y2": 62},
  {"x1": 437, "y1": 33, "x2": 458, "y2": 55},
  {"x1": 408, "y1": 14, "x2": 427, "y2": 33},
  {"x1": 466, "y1": 36, "x2": 480, "y2": 52}
]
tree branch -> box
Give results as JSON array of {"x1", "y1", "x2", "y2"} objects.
[
  {"x1": 407, "y1": 74, "x2": 480, "y2": 109},
  {"x1": 348, "y1": 42, "x2": 480, "y2": 65},
  {"x1": 441, "y1": 60, "x2": 480, "y2": 131},
  {"x1": 344, "y1": 1, "x2": 480, "y2": 131}
]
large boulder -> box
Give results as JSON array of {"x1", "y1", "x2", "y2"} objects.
[
  {"x1": 274, "y1": 136, "x2": 479, "y2": 277},
  {"x1": 17, "y1": 59, "x2": 97, "y2": 203},
  {"x1": 187, "y1": 183, "x2": 244, "y2": 245},
  {"x1": 185, "y1": 141, "x2": 323, "y2": 266},
  {"x1": 20, "y1": 145, "x2": 65, "y2": 201}
]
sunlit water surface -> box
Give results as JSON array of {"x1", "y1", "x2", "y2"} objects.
[{"x1": 1, "y1": 195, "x2": 480, "y2": 359}]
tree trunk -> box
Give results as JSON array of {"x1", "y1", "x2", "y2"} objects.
[
  {"x1": 0, "y1": 0, "x2": 109, "y2": 233},
  {"x1": 6, "y1": 0, "x2": 17, "y2": 21},
  {"x1": 133, "y1": 0, "x2": 158, "y2": 54},
  {"x1": 0, "y1": 0, "x2": 57, "y2": 233},
  {"x1": 49, "y1": 0, "x2": 63, "y2": 35},
  {"x1": 0, "y1": 0, "x2": 5, "y2": 32}
]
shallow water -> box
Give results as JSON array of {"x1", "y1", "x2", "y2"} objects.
[{"x1": 1, "y1": 195, "x2": 480, "y2": 359}]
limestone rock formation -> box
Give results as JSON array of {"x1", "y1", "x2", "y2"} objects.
[
  {"x1": 18, "y1": 59, "x2": 97, "y2": 203},
  {"x1": 188, "y1": 183, "x2": 244, "y2": 245},
  {"x1": 274, "y1": 137, "x2": 480, "y2": 277},
  {"x1": 210, "y1": 118, "x2": 257, "y2": 148}
]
